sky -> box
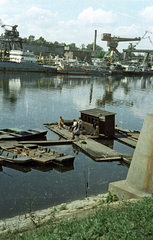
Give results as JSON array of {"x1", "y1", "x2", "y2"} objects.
[{"x1": 1, "y1": 0, "x2": 153, "y2": 51}]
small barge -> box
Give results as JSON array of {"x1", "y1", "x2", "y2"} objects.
[{"x1": 0, "y1": 128, "x2": 47, "y2": 141}]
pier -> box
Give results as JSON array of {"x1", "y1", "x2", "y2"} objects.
[
  {"x1": 44, "y1": 122, "x2": 136, "y2": 164},
  {"x1": 43, "y1": 108, "x2": 138, "y2": 164}
]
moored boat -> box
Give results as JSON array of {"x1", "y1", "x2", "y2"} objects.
[
  {"x1": 57, "y1": 63, "x2": 91, "y2": 75},
  {"x1": 0, "y1": 128, "x2": 47, "y2": 141},
  {"x1": 3, "y1": 145, "x2": 75, "y2": 166},
  {"x1": 0, "y1": 49, "x2": 57, "y2": 73},
  {"x1": 0, "y1": 147, "x2": 31, "y2": 164}
]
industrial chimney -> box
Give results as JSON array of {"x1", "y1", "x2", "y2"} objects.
[{"x1": 93, "y1": 30, "x2": 97, "y2": 51}]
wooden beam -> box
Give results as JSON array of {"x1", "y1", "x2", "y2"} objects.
[
  {"x1": 94, "y1": 156, "x2": 122, "y2": 162},
  {"x1": 19, "y1": 140, "x2": 74, "y2": 146}
]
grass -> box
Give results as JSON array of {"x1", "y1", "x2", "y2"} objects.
[
  {"x1": 1, "y1": 196, "x2": 153, "y2": 240},
  {"x1": 60, "y1": 204, "x2": 67, "y2": 211}
]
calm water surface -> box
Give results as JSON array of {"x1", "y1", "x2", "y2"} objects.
[{"x1": 0, "y1": 72, "x2": 153, "y2": 219}]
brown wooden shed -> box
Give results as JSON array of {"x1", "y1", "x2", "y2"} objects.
[{"x1": 80, "y1": 108, "x2": 116, "y2": 138}]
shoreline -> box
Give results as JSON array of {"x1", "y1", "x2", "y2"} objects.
[
  {"x1": 0, "y1": 192, "x2": 140, "y2": 236},
  {"x1": 0, "y1": 193, "x2": 109, "y2": 234}
]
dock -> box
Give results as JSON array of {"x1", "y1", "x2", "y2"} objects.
[{"x1": 44, "y1": 123, "x2": 136, "y2": 164}]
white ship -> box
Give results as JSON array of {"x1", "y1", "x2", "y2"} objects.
[{"x1": 0, "y1": 49, "x2": 57, "y2": 73}]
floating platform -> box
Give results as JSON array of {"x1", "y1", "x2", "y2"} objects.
[
  {"x1": 44, "y1": 122, "x2": 136, "y2": 164},
  {"x1": 114, "y1": 126, "x2": 139, "y2": 148}
]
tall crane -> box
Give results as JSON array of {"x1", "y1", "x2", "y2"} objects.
[
  {"x1": 101, "y1": 33, "x2": 141, "y2": 61},
  {"x1": 0, "y1": 19, "x2": 22, "y2": 53},
  {"x1": 0, "y1": 19, "x2": 19, "y2": 38}
]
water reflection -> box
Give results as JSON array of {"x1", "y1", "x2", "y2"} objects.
[{"x1": 0, "y1": 72, "x2": 153, "y2": 219}]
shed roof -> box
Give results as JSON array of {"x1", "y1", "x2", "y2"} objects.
[{"x1": 80, "y1": 108, "x2": 116, "y2": 118}]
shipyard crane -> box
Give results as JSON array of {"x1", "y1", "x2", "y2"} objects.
[
  {"x1": 0, "y1": 19, "x2": 22, "y2": 53},
  {"x1": 101, "y1": 33, "x2": 141, "y2": 61},
  {"x1": 0, "y1": 19, "x2": 19, "y2": 38}
]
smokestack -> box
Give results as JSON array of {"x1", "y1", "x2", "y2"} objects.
[{"x1": 93, "y1": 30, "x2": 97, "y2": 51}]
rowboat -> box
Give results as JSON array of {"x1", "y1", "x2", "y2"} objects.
[
  {"x1": 0, "y1": 128, "x2": 47, "y2": 141},
  {"x1": 3, "y1": 145, "x2": 75, "y2": 166},
  {"x1": 0, "y1": 147, "x2": 32, "y2": 164}
]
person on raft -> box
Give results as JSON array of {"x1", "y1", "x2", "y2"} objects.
[
  {"x1": 72, "y1": 117, "x2": 82, "y2": 139},
  {"x1": 57, "y1": 116, "x2": 64, "y2": 129}
]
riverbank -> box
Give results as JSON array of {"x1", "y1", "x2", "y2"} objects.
[
  {"x1": 0, "y1": 192, "x2": 140, "y2": 238},
  {"x1": 0, "y1": 193, "x2": 107, "y2": 235}
]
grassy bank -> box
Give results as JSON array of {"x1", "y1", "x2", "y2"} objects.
[{"x1": 1, "y1": 195, "x2": 153, "y2": 240}]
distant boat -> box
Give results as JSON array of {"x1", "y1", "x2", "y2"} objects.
[
  {"x1": 122, "y1": 63, "x2": 153, "y2": 75},
  {"x1": 0, "y1": 128, "x2": 47, "y2": 141},
  {"x1": 0, "y1": 49, "x2": 57, "y2": 73},
  {"x1": 57, "y1": 63, "x2": 91, "y2": 75},
  {"x1": 57, "y1": 61, "x2": 112, "y2": 75}
]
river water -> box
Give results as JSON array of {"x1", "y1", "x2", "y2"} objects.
[{"x1": 0, "y1": 72, "x2": 153, "y2": 220}]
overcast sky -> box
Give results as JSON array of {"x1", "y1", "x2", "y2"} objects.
[{"x1": 1, "y1": 0, "x2": 153, "y2": 51}]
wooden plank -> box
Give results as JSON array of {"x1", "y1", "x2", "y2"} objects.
[
  {"x1": 94, "y1": 154, "x2": 133, "y2": 163},
  {"x1": 122, "y1": 157, "x2": 131, "y2": 165},
  {"x1": 19, "y1": 140, "x2": 74, "y2": 146},
  {"x1": 115, "y1": 136, "x2": 137, "y2": 148},
  {"x1": 45, "y1": 124, "x2": 74, "y2": 140},
  {"x1": 127, "y1": 134, "x2": 139, "y2": 140},
  {"x1": 94, "y1": 156, "x2": 122, "y2": 162},
  {"x1": 31, "y1": 156, "x2": 53, "y2": 164}
]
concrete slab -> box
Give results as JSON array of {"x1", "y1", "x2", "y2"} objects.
[{"x1": 109, "y1": 180, "x2": 151, "y2": 200}]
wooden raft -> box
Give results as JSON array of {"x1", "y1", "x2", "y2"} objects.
[
  {"x1": 73, "y1": 138, "x2": 121, "y2": 161},
  {"x1": 114, "y1": 126, "x2": 139, "y2": 148},
  {"x1": 44, "y1": 124, "x2": 123, "y2": 162}
]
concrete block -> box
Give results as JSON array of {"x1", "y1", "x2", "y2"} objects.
[
  {"x1": 109, "y1": 180, "x2": 151, "y2": 200},
  {"x1": 109, "y1": 114, "x2": 153, "y2": 200}
]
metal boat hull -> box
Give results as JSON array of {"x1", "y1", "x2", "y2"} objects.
[
  {"x1": 0, "y1": 128, "x2": 47, "y2": 141},
  {"x1": 0, "y1": 61, "x2": 57, "y2": 73}
]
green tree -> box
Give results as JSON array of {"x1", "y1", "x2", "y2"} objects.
[
  {"x1": 67, "y1": 43, "x2": 77, "y2": 49},
  {"x1": 80, "y1": 44, "x2": 86, "y2": 50},
  {"x1": 37, "y1": 36, "x2": 46, "y2": 44},
  {"x1": 86, "y1": 43, "x2": 93, "y2": 50},
  {"x1": 28, "y1": 35, "x2": 35, "y2": 42}
]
